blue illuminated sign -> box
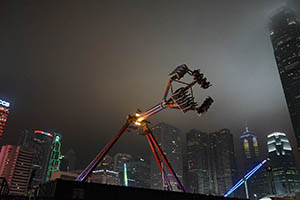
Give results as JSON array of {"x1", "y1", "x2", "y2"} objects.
[{"x1": 0, "y1": 99, "x2": 10, "y2": 108}]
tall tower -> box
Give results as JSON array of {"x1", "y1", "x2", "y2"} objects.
[
  {"x1": 150, "y1": 123, "x2": 183, "y2": 191},
  {"x1": 18, "y1": 130, "x2": 62, "y2": 186},
  {"x1": 209, "y1": 129, "x2": 237, "y2": 196},
  {"x1": 45, "y1": 132, "x2": 62, "y2": 182},
  {"x1": 185, "y1": 129, "x2": 211, "y2": 194},
  {"x1": 240, "y1": 126, "x2": 267, "y2": 199},
  {"x1": 269, "y1": 9, "x2": 300, "y2": 150},
  {"x1": 240, "y1": 126, "x2": 259, "y2": 163},
  {"x1": 0, "y1": 99, "x2": 10, "y2": 139},
  {"x1": 0, "y1": 145, "x2": 34, "y2": 195},
  {"x1": 267, "y1": 132, "x2": 300, "y2": 196}
]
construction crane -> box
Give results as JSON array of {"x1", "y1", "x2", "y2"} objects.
[
  {"x1": 76, "y1": 64, "x2": 214, "y2": 192},
  {"x1": 224, "y1": 158, "x2": 270, "y2": 198}
]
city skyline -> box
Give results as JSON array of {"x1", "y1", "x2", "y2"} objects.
[{"x1": 1, "y1": 0, "x2": 300, "y2": 171}]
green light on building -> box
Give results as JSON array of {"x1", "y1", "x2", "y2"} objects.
[{"x1": 45, "y1": 132, "x2": 62, "y2": 182}]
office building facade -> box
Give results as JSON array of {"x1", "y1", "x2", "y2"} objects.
[
  {"x1": 267, "y1": 132, "x2": 300, "y2": 196},
  {"x1": 18, "y1": 130, "x2": 62, "y2": 186},
  {"x1": 239, "y1": 126, "x2": 267, "y2": 199},
  {"x1": 0, "y1": 145, "x2": 34, "y2": 195},
  {"x1": 45, "y1": 132, "x2": 62, "y2": 182},
  {"x1": 269, "y1": 9, "x2": 300, "y2": 150},
  {"x1": 127, "y1": 157, "x2": 150, "y2": 189},
  {"x1": 150, "y1": 123, "x2": 183, "y2": 191},
  {"x1": 184, "y1": 129, "x2": 237, "y2": 196},
  {"x1": 209, "y1": 129, "x2": 237, "y2": 196},
  {"x1": 186, "y1": 129, "x2": 211, "y2": 194}
]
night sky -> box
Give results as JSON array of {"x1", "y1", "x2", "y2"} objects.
[{"x1": 1, "y1": 0, "x2": 300, "y2": 169}]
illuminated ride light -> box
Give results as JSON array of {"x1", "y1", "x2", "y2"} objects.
[
  {"x1": 224, "y1": 159, "x2": 269, "y2": 197},
  {"x1": 76, "y1": 64, "x2": 214, "y2": 193}
]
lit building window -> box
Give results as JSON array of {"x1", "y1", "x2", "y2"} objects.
[{"x1": 243, "y1": 139, "x2": 251, "y2": 159}]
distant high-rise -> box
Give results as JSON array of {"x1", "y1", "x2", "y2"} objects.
[
  {"x1": 0, "y1": 99, "x2": 10, "y2": 139},
  {"x1": 240, "y1": 126, "x2": 267, "y2": 199},
  {"x1": 184, "y1": 129, "x2": 237, "y2": 196},
  {"x1": 18, "y1": 130, "x2": 52, "y2": 186},
  {"x1": 269, "y1": 9, "x2": 300, "y2": 151},
  {"x1": 209, "y1": 129, "x2": 237, "y2": 196},
  {"x1": 18, "y1": 130, "x2": 62, "y2": 186},
  {"x1": 0, "y1": 145, "x2": 34, "y2": 195},
  {"x1": 240, "y1": 126, "x2": 259, "y2": 163},
  {"x1": 61, "y1": 148, "x2": 77, "y2": 171},
  {"x1": 45, "y1": 132, "x2": 62, "y2": 182},
  {"x1": 96, "y1": 155, "x2": 114, "y2": 171},
  {"x1": 127, "y1": 157, "x2": 150, "y2": 189},
  {"x1": 150, "y1": 123, "x2": 183, "y2": 191},
  {"x1": 185, "y1": 129, "x2": 211, "y2": 194},
  {"x1": 267, "y1": 132, "x2": 300, "y2": 196}
]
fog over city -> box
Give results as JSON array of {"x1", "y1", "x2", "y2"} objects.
[{"x1": 0, "y1": 0, "x2": 299, "y2": 169}]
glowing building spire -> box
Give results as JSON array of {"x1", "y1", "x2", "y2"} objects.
[{"x1": 245, "y1": 123, "x2": 249, "y2": 133}]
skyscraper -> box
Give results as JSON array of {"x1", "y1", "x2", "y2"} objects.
[
  {"x1": 240, "y1": 126, "x2": 259, "y2": 163},
  {"x1": 267, "y1": 132, "x2": 300, "y2": 196},
  {"x1": 186, "y1": 129, "x2": 211, "y2": 194},
  {"x1": 269, "y1": 8, "x2": 300, "y2": 150},
  {"x1": 209, "y1": 129, "x2": 237, "y2": 196},
  {"x1": 0, "y1": 98, "x2": 10, "y2": 139},
  {"x1": 127, "y1": 157, "x2": 150, "y2": 189},
  {"x1": 18, "y1": 130, "x2": 62, "y2": 186},
  {"x1": 150, "y1": 123, "x2": 183, "y2": 191},
  {"x1": 45, "y1": 132, "x2": 62, "y2": 182},
  {"x1": 0, "y1": 145, "x2": 34, "y2": 195},
  {"x1": 184, "y1": 128, "x2": 237, "y2": 196},
  {"x1": 239, "y1": 126, "x2": 267, "y2": 199}
]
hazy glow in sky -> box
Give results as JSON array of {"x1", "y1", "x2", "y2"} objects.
[{"x1": 0, "y1": 0, "x2": 299, "y2": 168}]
